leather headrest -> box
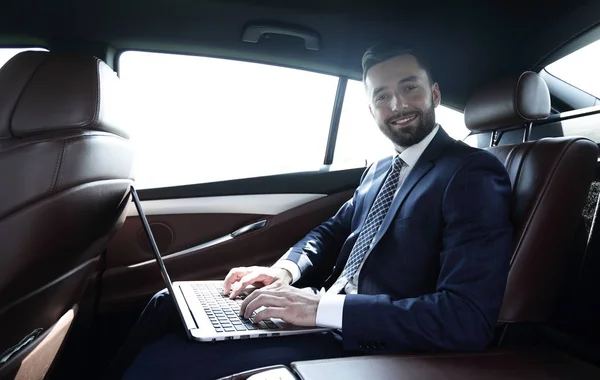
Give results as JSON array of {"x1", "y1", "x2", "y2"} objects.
[
  {"x1": 464, "y1": 71, "x2": 551, "y2": 133},
  {"x1": 0, "y1": 51, "x2": 128, "y2": 139}
]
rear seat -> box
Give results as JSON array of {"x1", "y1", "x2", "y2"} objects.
[
  {"x1": 465, "y1": 72, "x2": 598, "y2": 330},
  {"x1": 219, "y1": 72, "x2": 600, "y2": 379}
]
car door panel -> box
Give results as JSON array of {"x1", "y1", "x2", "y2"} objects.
[{"x1": 99, "y1": 169, "x2": 362, "y2": 311}]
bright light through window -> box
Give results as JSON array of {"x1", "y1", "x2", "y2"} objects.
[
  {"x1": 546, "y1": 39, "x2": 600, "y2": 98},
  {"x1": 119, "y1": 51, "x2": 338, "y2": 189}
]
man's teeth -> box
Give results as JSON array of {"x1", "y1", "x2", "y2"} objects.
[{"x1": 393, "y1": 115, "x2": 416, "y2": 124}]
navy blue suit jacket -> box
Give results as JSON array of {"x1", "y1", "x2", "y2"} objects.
[{"x1": 280, "y1": 127, "x2": 513, "y2": 353}]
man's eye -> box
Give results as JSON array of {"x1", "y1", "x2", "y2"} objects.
[
  {"x1": 406, "y1": 85, "x2": 418, "y2": 91},
  {"x1": 376, "y1": 94, "x2": 388, "y2": 101}
]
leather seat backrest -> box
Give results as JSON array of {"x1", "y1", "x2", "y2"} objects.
[
  {"x1": 0, "y1": 51, "x2": 134, "y2": 375},
  {"x1": 464, "y1": 72, "x2": 599, "y2": 323}
]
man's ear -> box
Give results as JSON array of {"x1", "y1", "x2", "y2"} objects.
[
  {"x1": 369, "y1": 104, "x2": 374, "y2": 118},
  {"x1": 432, "y1": 83, "x2": 441, "y2": 108}
]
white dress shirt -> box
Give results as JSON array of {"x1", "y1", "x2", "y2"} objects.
[{"x1": 274, "y1": 125, "x2": 440, "y2": 328}]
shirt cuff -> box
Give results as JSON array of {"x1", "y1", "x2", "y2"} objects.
[
  {"x1": 272, "y1": 259, "x2": 301, "y2": 284},
  {"x1": 315, "y1": 294, "x2": 346, "y2": 329}
]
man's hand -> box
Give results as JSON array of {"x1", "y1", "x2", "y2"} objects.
[
  {"x1": 240, "y1": 285, "x2": 321, "y2": 327},
  {"x1": 223, "y1": 266, "x2": 293, "y2": 299}
]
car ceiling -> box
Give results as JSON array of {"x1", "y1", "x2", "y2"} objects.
[{"x1": 1, "y1": 0, "x2": 599, "y2": 109}]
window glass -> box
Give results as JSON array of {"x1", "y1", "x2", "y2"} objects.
[
  {"x1": 463, "y1": 133, "x2": 485, "y2": 148},
  {"x1": 119, "y1": 51, "x2": 338, "y2": 189},
  {"x1": 0, "y1": 47, "x2": 47, "y2": 69},
  {"x1": 546, "y1": 39, "x2": 600, "y2": 99},
  {"x1": 544, "y1": 39, "x2": 600, "y2": 143},
  {"x1": 333, "y1": 79, "x2": 471, "y2": 167}
]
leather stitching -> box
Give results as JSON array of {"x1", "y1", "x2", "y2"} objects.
[
  {"x1": 91, "y1": 58, "x2": 101, "y2": 128},
  {"x1": 0, "y1": 257, "x2": 99, "y2": 317},
  {"x1": 2, "y1": 53, "x2": 48, "y2": 139},
  {"x1": 511, "y1": 139, "x2": 578, "y2": 268},
  {"x1": 0, "y1": 132, "x2": 127, "y2": 154},
  {"x1": 59, "y1": 58, "x2": 100, "y2": 129},
  {"x1": 503, "y1": 146, "x2": 517, "y2": 191},
  {"x1": 507, "y1": 142, "x2": 536, "y2": 234},
  {"x1": 0, "y1": 178, "x2": 132, "y2": 222},
  {"x1": 55, "y1": 141, "x2": 70, "y2": 190},
  {"x1": 49, "y1": 140, "x2": 66, "y2": 194},
  {"x1": 19, "y1": 57, "x2": 102, "y2": 133}
]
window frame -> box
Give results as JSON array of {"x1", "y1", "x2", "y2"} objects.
[{"x1": 323, "y1": 77, "x2": 348, "y2": 165}]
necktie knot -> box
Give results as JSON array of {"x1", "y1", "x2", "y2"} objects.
[{"x1": 392, "y1": 155, "x2": 405, "y2": 172}]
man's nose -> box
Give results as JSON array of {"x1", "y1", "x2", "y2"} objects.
[{"x1": 391, "y1": 94, "x2": 406, "y2": 112}]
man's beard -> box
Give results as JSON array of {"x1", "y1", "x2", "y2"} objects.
[{"x1": 379, "y1": 104, "x2": 436, "y2": 148}]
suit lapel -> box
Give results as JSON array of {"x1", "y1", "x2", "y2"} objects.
[{"x1": 369, "y1": 127, "x2": 455, "y2": 250}]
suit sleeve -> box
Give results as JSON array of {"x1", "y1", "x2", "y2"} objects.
[
  {"x1": 342, "y1": 151, "x2": 513, "y2": 352},
  {"x1": 277, "y1": 165, "x2": 373, "y2": 279}
]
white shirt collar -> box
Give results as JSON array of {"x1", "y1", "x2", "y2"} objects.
[{"x1": 397, "y1": 124, "x2": 440, "y2": 167}]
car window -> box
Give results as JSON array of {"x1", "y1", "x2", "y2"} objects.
[
  {"x1": 119, "y1": 51, "x2": 338, "y2": 189},
  {"x1": 0, "y1": 47, "x2": 47, "y2": 69},
  {"x1": 333, "y1": 79, "x2": 471, "y2": 167},
  {"x1": 546, "y1": 39, "x2": 600, "y2": 99},
  {"x1": 544, "y1": 39, "x2": 600, "y2": 142}
]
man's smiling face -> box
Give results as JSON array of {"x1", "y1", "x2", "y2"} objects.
[{"x1": 365, "y1": 54, "x2": 441, "y2": 151}]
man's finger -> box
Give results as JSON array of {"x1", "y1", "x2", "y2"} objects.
[
  {"x1": 243, "y1": 294, "x2": 286, "y2": 319},
  {"x1": 240, "y1": 287, "x2": 274, "y2": 305},
  {"x1": 222, "y1": 270, "x2": 242, "y2": 295},
  {"x1": 230, "y1": 272, "x2": 264, "y2": 299},
  {"x1": 240, "y1": 288, "x2": 276, "y2": 315},
  {"x1": 222, "y1": 268, "x2": 247, "y2": 295},
  {"x1": 253, "y1": 306, "x2": 286, "y2": 324}
]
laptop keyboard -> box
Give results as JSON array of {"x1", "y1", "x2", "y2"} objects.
[{"x1": 191, "y1": 283, "x2": 280, "y2": 333}]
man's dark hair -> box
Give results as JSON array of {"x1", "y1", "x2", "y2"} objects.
[{"x1": 361, "y1": 43, "x2": 434, "y2": 84}]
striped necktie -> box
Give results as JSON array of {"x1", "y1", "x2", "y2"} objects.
[{"x1": 327, "y1": 155, "x2": 405, "y2": 294}]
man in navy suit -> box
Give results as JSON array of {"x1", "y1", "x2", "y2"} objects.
[{"x1": 114, "y1": 44, "x2": 513, "y2": 380}]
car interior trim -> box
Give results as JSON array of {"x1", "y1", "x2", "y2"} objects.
[
  {"x1": 127, "y1": 219, "x2": 269, "y2": 269},
  {"x1": 126, "y1": 194, "x2": 326, "y2": 217}
]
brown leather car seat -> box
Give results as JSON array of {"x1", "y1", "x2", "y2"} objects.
[
  {"x1": 464, "y1": 71, "x2": 599, "y2": 330},
  {"x1": 0, "y1": 51, "x2": 134, "y2": 379}
]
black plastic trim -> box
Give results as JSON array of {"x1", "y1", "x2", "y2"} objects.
[
  {"x1": 137, "y1": 167, "x2": 365, "y2": 201},
  {"x1": 535, "y1": 21, "x2": 600, "y2": 70},
  {"x1": 323, "y1": 77, "x2": 347, "y2": 165},
  {"x1": 536, "y1": 105, "x2": 600, "y2": 125}
]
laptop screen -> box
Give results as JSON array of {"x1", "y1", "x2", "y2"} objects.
[{"x1": 129, "y1": 187, "x2": 190, "y2": 327}]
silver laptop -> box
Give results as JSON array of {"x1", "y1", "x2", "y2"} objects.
[{"x1": 130, "y1": 186, "x2": 330, "y2": 342}]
